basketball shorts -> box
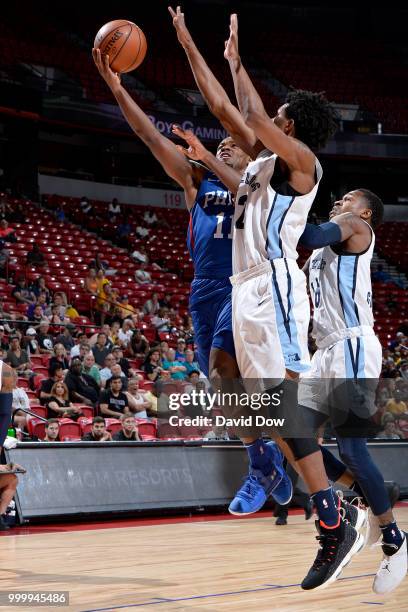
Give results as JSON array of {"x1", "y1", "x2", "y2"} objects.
[
  {"x1": 230, "y1": 258, "x2": 310, "y2": 388},
  {"x1": 190, "y1": 277, "x2": 235, "y2": 377},
  {"x1": 298, "y1": 328, "x2": 382, "y2": 436}
]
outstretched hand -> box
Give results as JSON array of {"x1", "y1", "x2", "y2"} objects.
[
  {"x1": 224, "y1": 13, "x2": 239, "y2": 62},
  {"x1": 92, "y1": 47, "x2": 121, "y2": 92},
  {"x1": 171, "y1": 124, "x2": 208, "y2": 161},
  {"x1": 168, "y1": 5, "x2": 191, "y2": 47}
]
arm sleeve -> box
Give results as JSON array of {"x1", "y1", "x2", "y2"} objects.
[{"x1": 299, "y1": 222, "x2": 342, "y2": 249}]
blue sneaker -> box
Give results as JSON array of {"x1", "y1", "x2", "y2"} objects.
[{"x1": 228, "y1": 441, "x2": 293, "y2": 516}]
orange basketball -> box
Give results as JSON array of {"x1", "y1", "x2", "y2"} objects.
[{"x1": 94, "y1": 20, "x2": 147, "y2": 73}]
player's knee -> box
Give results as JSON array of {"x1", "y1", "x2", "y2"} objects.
[
  {"x1": 1, "y1": 364, "x2": 17, "y2": 392},
  {"x1": 284, "y1": 437, "x2": 320, "y2": 461}
]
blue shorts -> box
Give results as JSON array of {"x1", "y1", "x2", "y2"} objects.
[{"x1": 190, "y1": 277, "x2": 235, "y2": 377}]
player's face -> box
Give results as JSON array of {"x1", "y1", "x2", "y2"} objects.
[
  {"x1": 216, "y1": 138, "x2": 248, "y2": 171},
  {"x1": 272, "y1": 104, "x2": 293, "y2": 136},
  {"x1": 330, "y1": 191, "x2": 371, "y2": 222}
]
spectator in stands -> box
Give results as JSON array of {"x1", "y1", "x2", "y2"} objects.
[
  {"x1": 115, "y1": 294, "x2": 135, "y2": 321},
  {"x1": 96, "y1": 274, "x2": 113, "y2": 326},
  {"x1": 372, "y1": 264, "x2": 393, "y2": 284},
  {"x1": 110, "y1": 363, "x2": 128, "y2": 390},
  {"x1": 65, "y1": 357, "x2": 100, "y2": 407},
  {"x1": 49, "y1": 344, "x2": 70, "y2": 372},
  {"x1": 131, "y1": 244, "x2": 148, "y2": 265},
  {"x1": 144, "y1": 381, "x2": 170, "y2": 419},
  {"x1": 143, "y1": 209, "x2": 158, "y2": 226},
  {"x1": 99, "y1": 353, "x2": 116, "y2": 387},
  {"x1": 112, "y1": 414, "x2": 140, "y2": 441},
  {"x1": 0, "y1": 326, "x2": 9, "y2": 352},
  {"x1": 143, "y1": 348, "x2": 163, "y2": 382},
  {"x1": 84, "y1": 268, "x2": 99, "y2": 296},
  {"x1": 26, "y1": 243, "x2": 46, "y2": 268},
  {"x1": 117, "y1": 319, "x2": 134, "y2": 348},
  {"x1": 134, "y1": 262, "x2": 151, "y2": 285},
  {"x1": 152, "y1": 308, "x2": 171, "y2": 332},
  {"x1": 117, "y1": 218, "x2": 132, "y2": 250},
  {"x1": 92, "y1": 332, "x2": 111, "y2": 367},
  {"x1": 47, "y1": 381, "x2": 82, "y2": 419},
  {"x1": 50, "y1": 304, "x2": 65, "y2": 326},
  {"x1": 27, "y1": 293, "x2": 50, "y2": 320},
  {"x1": 99, "y1": 376, "x2": 130, "y2": 417},
  {"x1": 184, "y1": 370, "x2": 201, "y2": 394},
  {"x1": 377, "y1": 421, "x2": 403, "y2": 440},
  {"x1": 136, "y1": 224, "x2": 149, "y2": 239},
  {"x1": 56, "y1": 202, "x2": 66, "y2": 222},
  {"x1": 5, "y1": 336, "x2": 32, "y2": 377},
  {"x1": 184, "y1": 349, "x2": 200, "y2": 376},
  {"x1": 81, "y1": 416, "x2": 112, "y2": 442},
  {"x1": 65, "y1": 303, "x2": 80, "y2": 321},
  {"x1": 54, "y1": 323, "x2": 76, "y2": 352},
  {"x1": 385, "y1": 388, "x2": 408, "y2": 419},
  {"x1": 159, "y1": 292, "x2": 172, "y2": 309},
  {"x1": 30, "y1": 276, "x2": 52, "y2": 303},
  {"x1": 42, "y1": 419, "x2": 60, "y2": 442},
  {"x1": 80, "y1": 196, "x2": 93, "y2": 215},
  {"x1": 129, "y1": 328, "x2": 149, "y2": 358},
  {"x1": 0, "y1": 219, "x2": 17, "y2": 242},
  {"x1": 108, "y1": 197, "x2": 122, "y2": 219},
  {"x1": 70, "y1": 331, "x2": 89, "y2": 358},
  {"x1": 112, "y1": 345, "x2": 131, "y2": 377},
  {"x1": 39, "y1": 363, "x2": 65, "y2": 404},
  {"x1": 126, "y1": 378, "x2": 152, "y2": 419},
  {"x1": 175, "y1": 339, "x2": 187, "y2": 362},
  {"x1": 109, "y1": 321, "x2": 121, "y2": 346},
  {"x1": 143, "y1": 292, "x2": 160, "y2": 315},
  {"x1": 53, "y1": 292, "x2": 68, "y2": 318},
  {"x1": 82, "y1": 352, "x2": 101, "y2": 387},
  {"x1": 89, "y1": 253, "x2": 109, "y2": 274},
  {"x1": 12, "y1": 386, "x2": 30, "y2": 432},
  {"x1": 162, "y1": 349, "x2": 187, "y2": 380},
  {"x1": 24, "y1": 328, "x2": 40, "y2": 356},
  {"x1": 0, "y1": 240, "x2": 9, "y2": 277},
  {"x1": 12, "y1": 276, "x2": 35, "y2": 305},
  {"x1": 0, "y1": 198, "x2": 12, "y2": 219}
]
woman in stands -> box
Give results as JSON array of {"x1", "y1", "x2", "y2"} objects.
[
  {"x1": 46, "y1": 381, "x2": 82, "y2": 420},
  {"x1": 143, "y1": 348, "x2": 163, "y2": 383},
  {"x1": 84, "y1": 268, "x2": 99, "y2": 297}
]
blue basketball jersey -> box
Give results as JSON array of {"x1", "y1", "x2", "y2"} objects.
[{"x1": 187, "y1": 170, "x2": 234, "y2": 280}]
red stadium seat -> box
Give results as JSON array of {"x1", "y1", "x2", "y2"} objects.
[
  {"x1": 105, "y1": 418, "x2": 122, "y2": 434},
  {"x1": 137, "y1": 421, "x2": 157, "y2": 439},
  {"x1": 58, "y1": 419, "x2": 82, "y2": 441}
]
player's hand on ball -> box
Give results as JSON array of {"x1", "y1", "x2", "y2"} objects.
[
  {"x1": 224, "y1": 14, "x2": 239, "y2": 62},
  {"x1": 168, "y1": 5, "x2": 191, "y2": 47},
  {"x1": 172, "y1": 125, "x2": 208, "y2": 161},
  {"x1": 92, "y1": 48, "x2": 121, "y2": 92}
]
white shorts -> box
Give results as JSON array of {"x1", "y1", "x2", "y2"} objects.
[
  {"x1": 298, "y1": 329, "x2": 382, "y2": 417},
  {"x1": 230, "y1": 259, "x2": 310, "y2": 386}
]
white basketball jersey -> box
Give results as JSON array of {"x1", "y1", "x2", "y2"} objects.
[
  {"x1": 309, "y1": 225, "x2": 375, "y2": 346},
  {"x1": 232, "y1": 149, "x2": 323, "y2": 274}
]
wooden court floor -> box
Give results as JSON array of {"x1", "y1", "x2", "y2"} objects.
[{"x1": 0, "y1": 507, "x2": 407, "y2": 611}]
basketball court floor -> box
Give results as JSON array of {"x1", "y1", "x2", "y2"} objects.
[{"x1": 0, "y1": 505, "x2": 407, "y2": 611}]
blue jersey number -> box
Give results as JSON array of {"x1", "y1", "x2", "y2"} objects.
[{"x1": 213, "y1": 212, "x2": 233, "y2": 239}]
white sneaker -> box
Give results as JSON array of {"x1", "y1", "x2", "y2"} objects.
[
  {"x1": 372, "y1": 532, "x2": 408, "y2": 594},
  {"x1": 366, "y1": 508, "x2": 381, "y2": 547}
]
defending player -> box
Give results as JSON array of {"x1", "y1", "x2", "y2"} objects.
[{"x1": 298, "y1": 189, "x2": 407, "y2": 593}]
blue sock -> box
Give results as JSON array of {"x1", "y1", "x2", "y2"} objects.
[
  {"x1": 311, "y1": 487, "x2": 340, "y2": 528},
  {"x1": 381, "y1": 522, "x2": 403, "y2": 549},
  {"x1": 246, "y1": 439, "x2": 272, "y2": 475}
]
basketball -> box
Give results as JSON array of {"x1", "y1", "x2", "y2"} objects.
[{"x1": 94, "y1": 19, "x2": 147, "y2": 73}]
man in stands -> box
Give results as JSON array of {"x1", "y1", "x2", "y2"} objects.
[
  {"x1": 81, "y1": 416, "x2": 112, "y2": 442},
  {"x1": 99, "y1": 376, "x2": 130, "y2": 418},
  {"x1": 112, "y1": 346, "x2": 131, "y2": 378},
  {"x1": 175, "y1": 338, "x2": 187, "y2": 363},
  {"x1": 99, "y1": 353, "x2": 116, "y2": 387},
  {"x1": 134, "y1": 262, "x2": 151, "y2": 285},
  {"x1": 37, "y1": 320, "x2": 54, "y2": 355},
  {"x1": 112, "y1": 414, "x2": 140, "y2": 441},
  {"x1": 55, "y1": 323, "x2": 76, "y2": 352},
  {"x1": 116, "y1": 294, "x2": 135, "y2": 321},
  {"x1": 129, "y1": 328, "x2": 149, "y2": 358},
  {"x1": 53, "y1": 292, "x2": 67, "y2": 319},
  {"x1": 26, "y1": 243, "x2": 46, "y2": 268},
  {"x1": 131, "y1": 245, "x2": 148, "y2": 264},
  {"x1": 5, "y1": 336, "x2": 32, "y2": 378},
  {"x1": 40, "y1": 363, "x2": 64, "y2": 404},
  {"x1": 125, "y1": 378, "x2": 151, "y2": 419},
  {"x1": 92, "y1": 332, "x2": 111, "y2": 366},
  {"x1": 118, "y1": 320, "x2": 134, "y2": 349},
  {"x1": 143, "y1": 292, "x2": 160, "y2": 315},
  {"x1": 0, "y1": 326, "x2": 9, "y2": 352},
  {"x1": 42, "y1": 419, "x2": 60, "y2": 442},
  {"x1": 162, "y1": 349, "x2": 187, "y2": 380},
  {"x1": 70, "y1": 331, "x2": 89, "y2": 359},
  {"x1": 0, "y1": 219, "x2": 17, "y2": 243},
  {"x1": 64, "y1": 358, "x2": 99, "y2": 407},
  {"x1": 11, "y1": 276, "x2": 35, "y2": 306}
]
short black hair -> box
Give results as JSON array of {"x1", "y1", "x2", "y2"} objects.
[
  {"x1": 49, "y1": 362, "x2": 63, "y2": 377},
  {"x1": 92, "y1": 416, "x2": 105, "y2": 425},
  {"x1": 284, "y1": 88, "x2": 339, "y2": 151},
  {"x1": 356, "y1": 188, "x2": 384, "y2": 229},
  {"x1": 46, "y1": 418, "x2": 59, "y2": 427}
]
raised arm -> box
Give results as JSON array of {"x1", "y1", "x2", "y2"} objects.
[
  {"x1": 299, "y1": 212, "x2": 371, "y2": 251},
  {"x1": 225, "y1": 14, "x2": 314, "y2": 173},
  {"x1": 171, "y1": 125, "x2": 241, "y2": 194},
  {"x1": 92, "y1": 48, "x2": 200, "y2": 209},
  {"x1": 168, "y1": 6, "x2": 261, "y2": 159}
]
